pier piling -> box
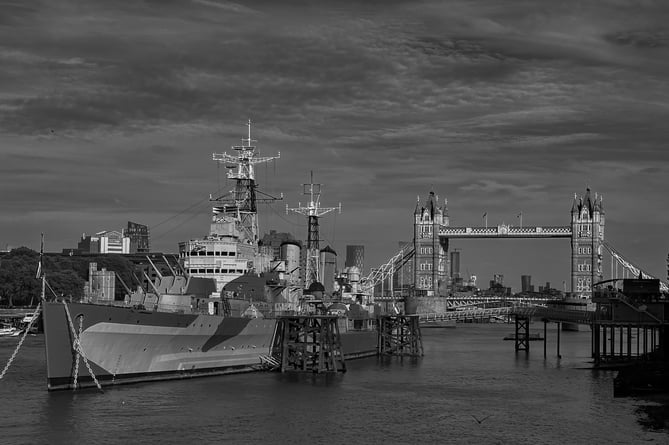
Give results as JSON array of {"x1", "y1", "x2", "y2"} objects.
[
  {"x1": 378, "y1": 315, "x2": 423, "y2": 356},
  {"x1": 556, "y1": 322, "x2": 561, "y2": 359},
  {"x1": 270, "y1": 316, "x2": 346, "y2": 373},
  {"x1": 514, "y1": 315, "x2": 530, "y2": 352},
  {"x1": 544, "y1": 319, "x2": 548, "y2": 358}
]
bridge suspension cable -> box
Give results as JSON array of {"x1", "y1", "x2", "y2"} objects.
[
  {"x1": 602, "y1": 241, "x2": 668, "y2": 292},
  {"x1": 360, "y1": 246, "x2": 415, "y2": 294}
]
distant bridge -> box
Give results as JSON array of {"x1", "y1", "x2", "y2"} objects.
[
  {"x1": 376, "y1": 294, "x2": 561, "y2": 310},
  {"x1": 418, "y1": 304, "x2": 596, "y2": 326},
  {"x1": 361, "y1": 189, "x2": 668, "y2": 299},
  {"x1": 418, "y1": 307, "x2": 511, "y2": 324}
]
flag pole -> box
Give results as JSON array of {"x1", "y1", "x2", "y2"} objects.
[{"x1": 37, "y1": 233, "x2": 45, "y2": 303}]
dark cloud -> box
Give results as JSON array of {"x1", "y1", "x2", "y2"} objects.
[
  {"x1": 1, "y1": 0, "x2": 668, "y2": 285},
  {"x1": 605, "y1": 29, "x2": 669, "y2": 48}
]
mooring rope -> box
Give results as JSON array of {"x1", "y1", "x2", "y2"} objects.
[
  {"x1": 0, "y1": 302, "x2": 42, "y2": 380},
  {"x1": 72, "y1": 316, "x2": 82, "y2": 390},
  {"x1": 62, "y1": 301, "x2": 103, "y2": 392}
]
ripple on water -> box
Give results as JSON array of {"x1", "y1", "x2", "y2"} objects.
[{"x1": 0, "y1": 325, "x2": 667, "y2": 444}]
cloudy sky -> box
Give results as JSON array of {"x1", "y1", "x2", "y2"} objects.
[{"x1": 2, "y1": 0, "x2": 668, "y2": 290}]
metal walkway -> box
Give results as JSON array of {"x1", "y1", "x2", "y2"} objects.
[
  {"x1": 512, "y1": 306, "x2": 595, "y2": 325},
  {"x1": 418, "y1": 305, "x2": 596, "y2": 326},
  {"x1": 418, "y1": 307, "x2": 512, "y2": 323}
]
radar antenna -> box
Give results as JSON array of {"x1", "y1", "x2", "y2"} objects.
[
  {"x1": 287, "y1": 172, "x2": 341, "y2": 289},
  {"x1": 211, "y1": 120, "x2": 281, "y2": 242}
]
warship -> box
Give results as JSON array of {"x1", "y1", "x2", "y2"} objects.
[{"x1": 42, "y1": 123, "x2": 377, "y2": 391}]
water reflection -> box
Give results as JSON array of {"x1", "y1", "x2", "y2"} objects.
[
  {"x1": 274, "y1": 370, "x2": 344, "y2": 387},
  {"x1": 3, "y1": 325, "x2": 667, "y2": 443},
  {"x1": 634, "y1": 397, "x2": 669, "y2": 431},
  {"x1": 41, "y1": 392, "x2": 78, "y2": 442}
]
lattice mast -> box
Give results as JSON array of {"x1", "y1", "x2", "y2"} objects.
[
  {"x1": 211, "y1": 120, "x2": 281, "y2": 242},
  {"x1": 287, "y1": 172, "x2": 341, "y2": 289}
]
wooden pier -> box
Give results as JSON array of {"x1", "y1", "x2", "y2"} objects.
[
  {"x1": 509, "y1": 278, "x2": 669, "y2": 372},
  {"x1": 270, "y1": 316, "x2": 346, "y2": 373},
  {"x1": 378, "y1": 315, "x2": 423, "y2": 356},
  {"x1": 592, "y1": 323, "x2": 665, "y2": 366},
  {"x1": 591, "y1": 279, "x2": 668, "y2": 368}
]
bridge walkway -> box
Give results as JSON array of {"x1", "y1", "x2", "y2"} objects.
[
  {"x1": 418, "y1": 305, "x2": 597, "y2": 326},
  {"x1": 418, "y1": 307, "x2": 512, "y2": 324}
]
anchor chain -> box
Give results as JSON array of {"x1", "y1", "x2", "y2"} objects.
[
  {"x1": 63, "y1": 302, "x2": 103, "y2": 392},
  {"x1": 0, "y1": 302, "x2": 42, "y2": 381},
  {"x1": 72, "y1": 316, "x2": 82, "y2": 389}
]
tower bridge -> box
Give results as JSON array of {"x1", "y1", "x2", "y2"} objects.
[{"x1": 361, "y1": 188, "x2": 668, "y2": 301}]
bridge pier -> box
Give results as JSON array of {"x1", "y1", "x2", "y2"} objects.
[
  {"x1": 543, "y1": 319, "x2": 548, "y2": 358},
  {"x1": 593, "y1": 323, "x2": 600, "y2": 365},
  {"x1": 556, "y1": 322, "x2": 561, "y2": 359},
  {"x1": 541, "y1": 319, "x2": 562, "y2": 359}
]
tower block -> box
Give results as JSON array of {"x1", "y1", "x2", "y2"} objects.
[
  {"x1": 413, "y1": 191, "x2": 449, "y2": 296},
  {"x1": 570, "y1": 188, "x2": 604, "y2": 299}
]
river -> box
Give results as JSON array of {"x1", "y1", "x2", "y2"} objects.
[{"x1": 0, "y1": 323, "x2": 667, "y2": 444}]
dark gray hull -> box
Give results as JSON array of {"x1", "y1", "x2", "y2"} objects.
[{"x1": 43, "y1": 302, "x2": 378, "y2": 390}]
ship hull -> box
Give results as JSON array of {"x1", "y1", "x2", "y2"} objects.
[{"x1": 43, "y1": 302, "x2": 377, "y2": 390}]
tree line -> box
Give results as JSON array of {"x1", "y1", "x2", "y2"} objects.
[{"x1": 0, "y1": 247, "x2": 137, "y2": 307}]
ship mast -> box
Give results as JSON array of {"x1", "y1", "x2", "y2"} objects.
[
  {"x1": 287, "y1": 172, "x2": 341, "y2": 289},
  {"x1": 211, "y1": 120, "x2": 281, "y2": 243}
]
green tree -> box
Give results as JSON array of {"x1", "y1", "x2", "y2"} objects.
[
  {"x1": 0, "y1": 247, "x2": 40, "y2": 306},
  {"x1": 45, "y1": 269, "x2": 85, "y2": 301},
  {"x1": 0, "y1": 248, "x2": 148, "y2": 306}
]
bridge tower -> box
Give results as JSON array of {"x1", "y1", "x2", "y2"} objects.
[
  {"x1": 570, "y1": 188, "x2": 604, "y2": 299},
  {"x1": 413, "y1": 191, "x2": 448, "y2": 296}
]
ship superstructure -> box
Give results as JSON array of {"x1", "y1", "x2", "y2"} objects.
[
  {"x1": 179, "y1": 121, "x2": 281, "y2": 292},
  {"x1": 41, "y1": 129, "x2": 379, "y2": 391}
]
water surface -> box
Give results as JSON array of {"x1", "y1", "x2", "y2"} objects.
[{"x1": 1, "y1": 323, "x2": 667, "y2": 444}]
